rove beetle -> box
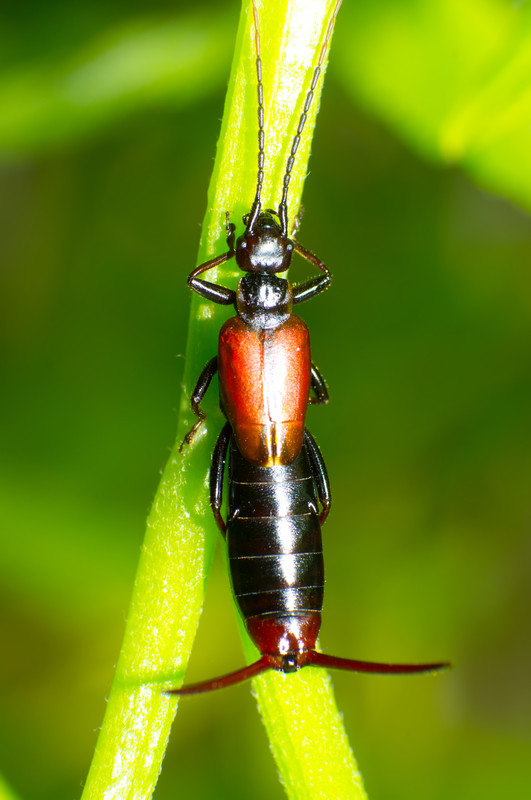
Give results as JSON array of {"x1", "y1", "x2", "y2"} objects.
[{"x1": 169, "y1": 1, "x2": 449, "y2": 695}]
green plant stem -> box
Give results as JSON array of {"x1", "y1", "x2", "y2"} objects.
[
  {"x1": 0, "y1": 773, "x2": 20, "y2": 800},
  {"x1": 82, "y1": 2, "x2": 367, "y2": 799}
]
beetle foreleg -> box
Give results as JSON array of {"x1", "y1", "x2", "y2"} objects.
[
  {"x1": 188, "y1": 250, "x2": 236, "y2": 305},
  {"x1": 292, "y1": 241, "x2": 332, "y2": 304}
]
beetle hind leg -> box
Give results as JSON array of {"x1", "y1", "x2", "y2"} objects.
[{"x1": 210, "y1": 423, "x2": 231, "y2": 535}]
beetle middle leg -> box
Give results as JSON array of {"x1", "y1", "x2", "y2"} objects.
[
  {"x1": 309, "y1": 362, "x2": 329, "y2": 405},
  {"x1": 180, "y1": 356, "x2": 218, "y2": 452}
]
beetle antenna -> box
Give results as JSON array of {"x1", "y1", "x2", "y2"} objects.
[
  {"x1": 247, "y1": 1, "x2": 265, "y2": 233},
  {"x1": 166, "y1": 655, "x2": 275, "y2": 696},
  {"x1": 278, "y1": 0, "x2": 343, "y2": 235},
  {"x1": 308, "y1": 651, "x2": 451, "y2": 675}
]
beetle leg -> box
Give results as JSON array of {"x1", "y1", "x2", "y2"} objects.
[
  {"x1": 308, "y1": 362, "x2": 329, "y2": 405},
  {"x1": 210, "y1": 423, "x2": 231, "y2": 535},
  {"x1": 188, "y1": 251, "x2": 236, "y2": 305},
  {"x1": 304, "y1": 428, "x2": 331, "y2": 525},
  {"x1": 180, "y1": 357, "x2": 218, "y2": 452},
  {"x1": 225, "y1": 212, "x2": 236, "y2": 250},
  {"x1": 292, "y1": 241, "x2": 332, "y2": 304},
  {"x1": 189, "y1": 279, "x2": 236, "y2": 305}
]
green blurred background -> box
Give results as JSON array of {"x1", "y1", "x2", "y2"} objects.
[{"x1": 1, "y1": 1, "x2": 530, "y2": 798}]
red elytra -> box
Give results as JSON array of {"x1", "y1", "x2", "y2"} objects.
[{"x1": 218, "y1": 315, "x2": 311, "y2": 466}]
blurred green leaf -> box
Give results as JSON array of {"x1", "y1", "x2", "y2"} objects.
[
  {"x1": 0, "y1": 774, "x2": 20, "y2": 800},
  {"x1": 5, "y1": 0, "x2": 531, "y2": 219},
  {"x1": 0, "y1": 472, "x2": 137, "y2": 618},
  {"x1": 0, "y1": 11, "x2": 233, "y2": 160},
  {"x1": 335, "y1": 0, "x2": 531, "y2": 211}
]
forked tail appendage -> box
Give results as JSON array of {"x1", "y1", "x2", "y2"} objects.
[
  {"x1": 307, "y1": 651, "x2": 450, "y2": 676},
  {"x1": 166, "y1": 655, "x2": 275, "y2": 696},
  {"x1": 167, "y1": 652, "x2": 450, "y2": 696}
]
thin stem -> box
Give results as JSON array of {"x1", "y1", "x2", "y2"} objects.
[{"x1": 82, "y1": 2, "x2": 366, "y2": 799}]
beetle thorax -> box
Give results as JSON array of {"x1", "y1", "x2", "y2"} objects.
[{"x1": 236, "y1": 273, "x2": 293, "y2": 329}]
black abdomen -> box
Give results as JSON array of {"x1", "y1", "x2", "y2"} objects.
[{"x1": 227, "y1": 438, "x2": 324, "y2": 622}]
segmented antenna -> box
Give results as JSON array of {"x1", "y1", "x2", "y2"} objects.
[
  {"x1": 247, "y1": 1, "x2": 266, "y2": 233},
  {"x1": 278, "y1": 0, "x2": 343, "y2": 235}
]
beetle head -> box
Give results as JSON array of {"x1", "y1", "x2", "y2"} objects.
[{"x1": 235, "y1": 211, "x2": 293, "y2": 274}]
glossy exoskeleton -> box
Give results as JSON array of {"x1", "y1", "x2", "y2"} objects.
[{"x1": 169, "y1": 1, "x2": 449, "y2": 695}]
